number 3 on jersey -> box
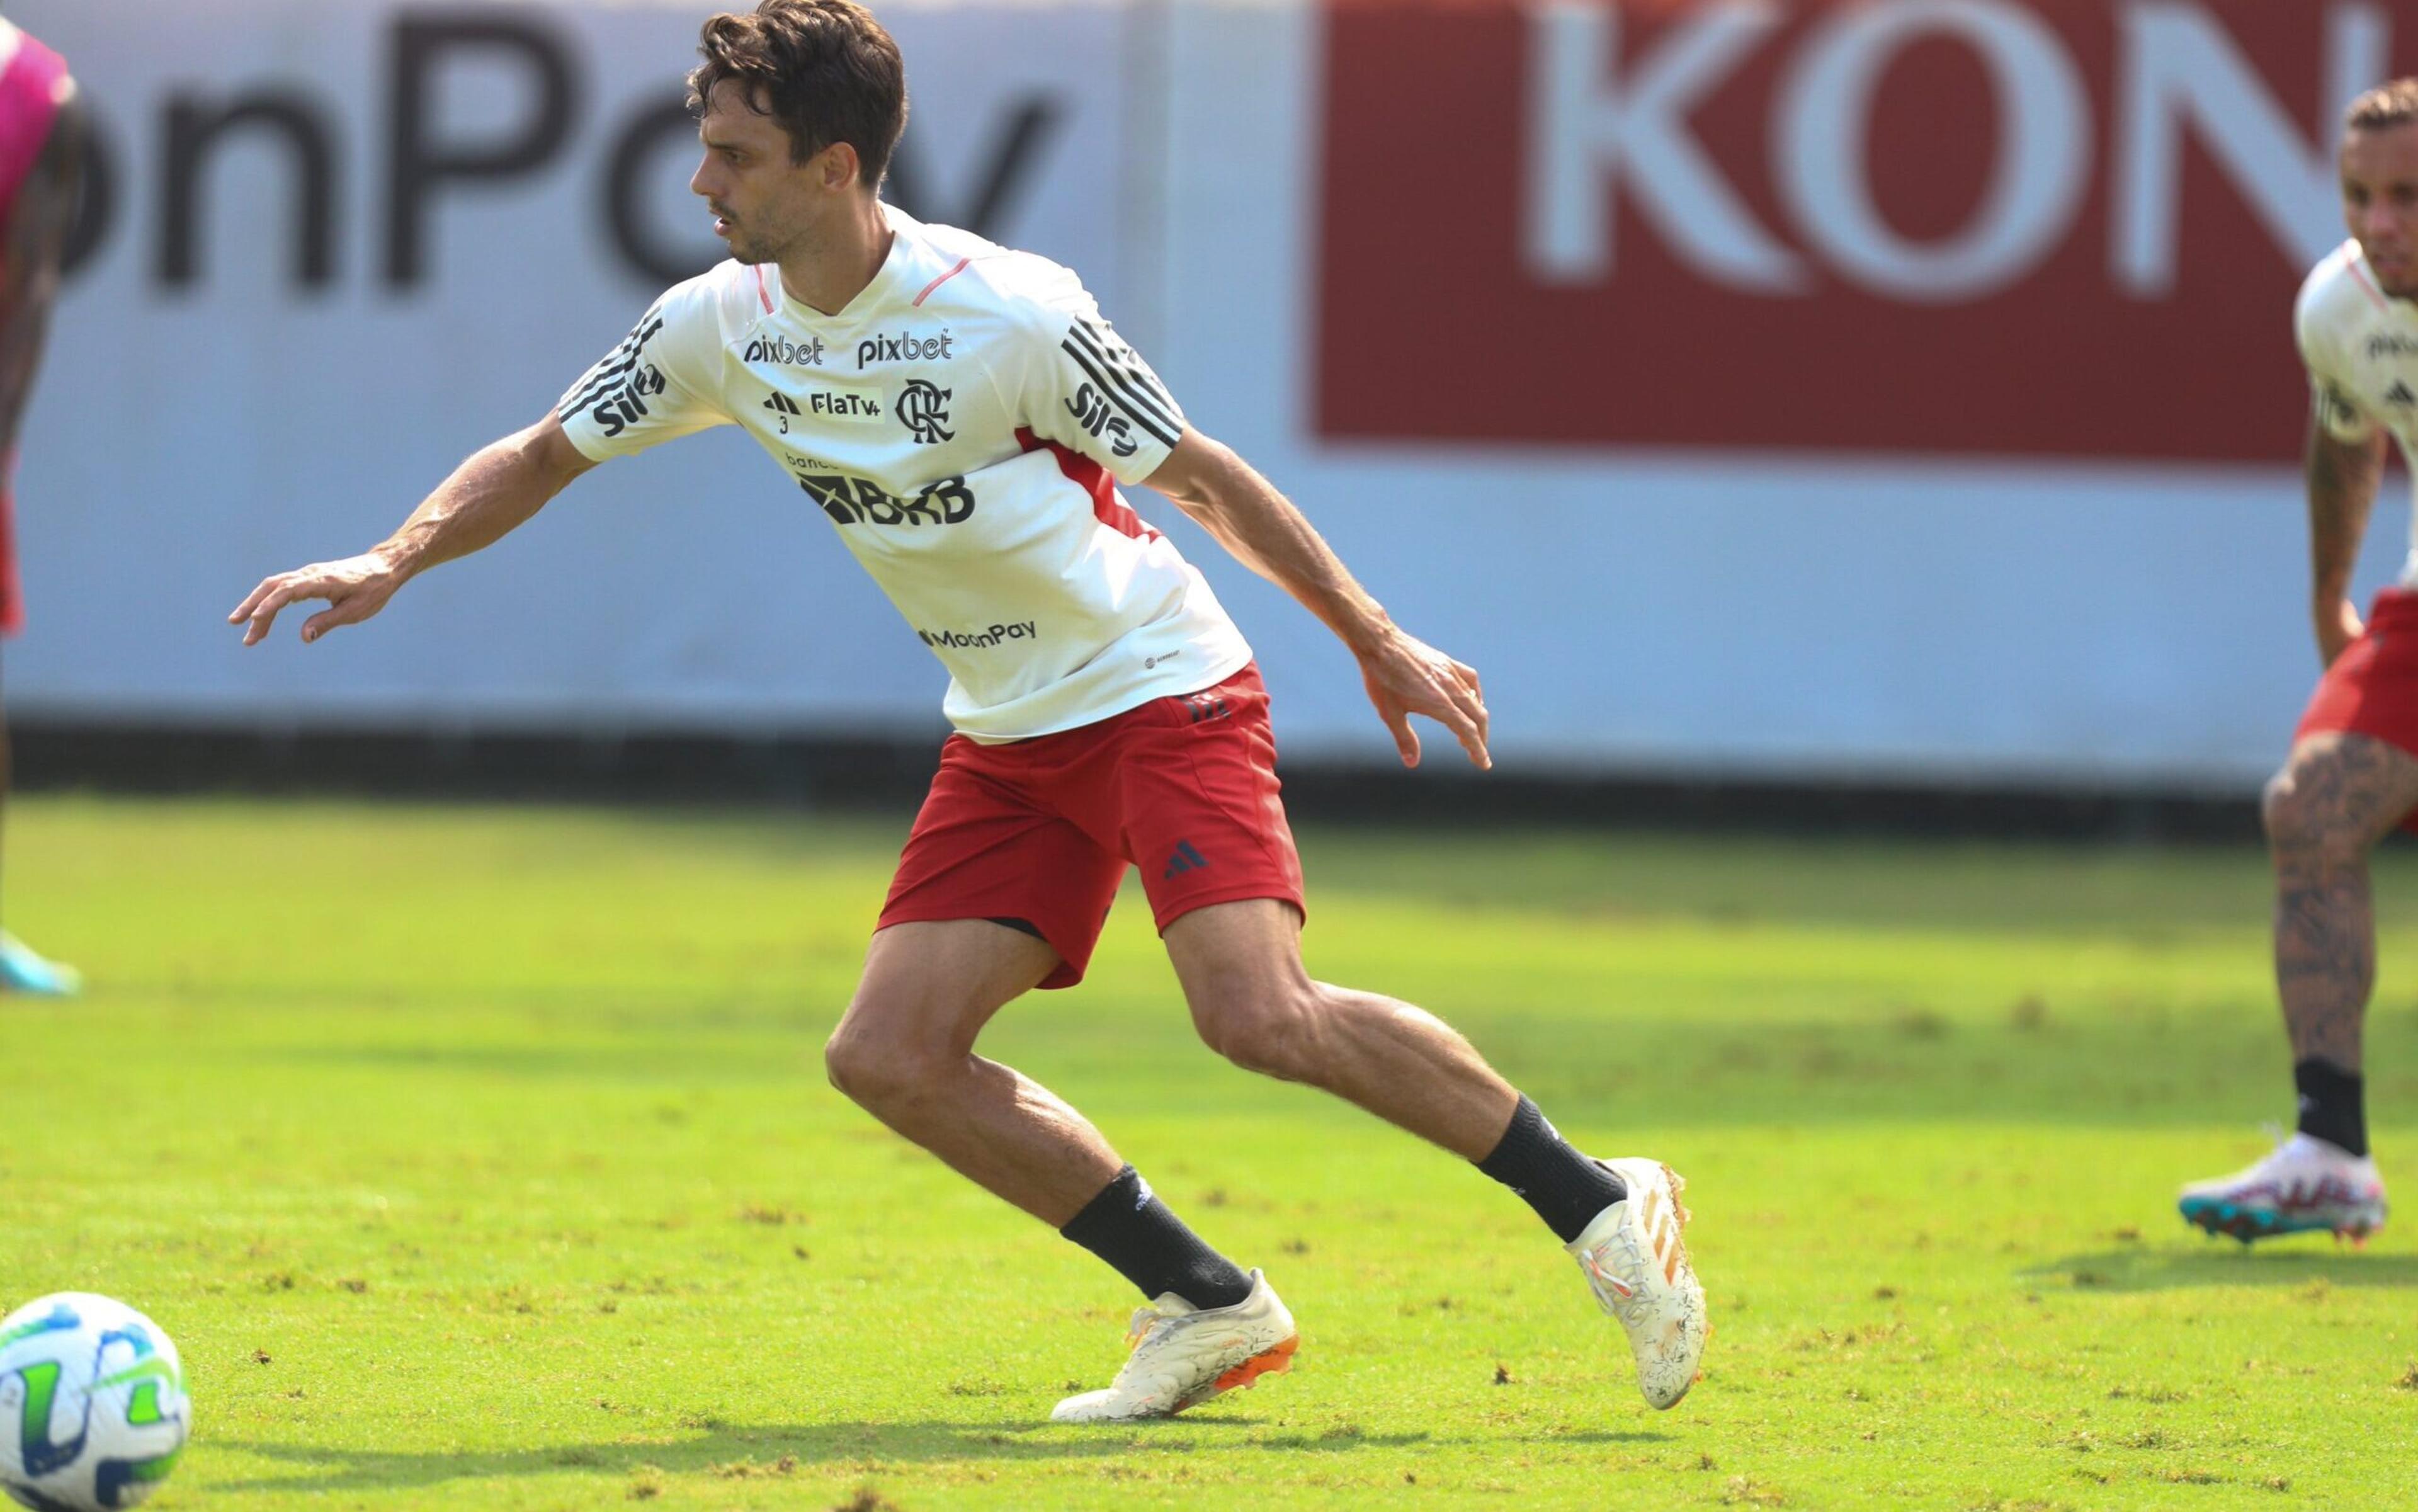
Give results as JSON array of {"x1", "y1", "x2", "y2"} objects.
[{"x1": 764, "y1": 392, "x2": 803, "y2": 435}]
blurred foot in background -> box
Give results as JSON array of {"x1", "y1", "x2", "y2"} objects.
[{"x1": 0, "y1": 927, "x2": 75, "y2": 995}]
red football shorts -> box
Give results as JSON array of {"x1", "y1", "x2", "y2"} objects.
[
  {"x1": 878, "y1": 662, "x2": 1307, "y2": 989},
  {"x1": 2296, "y1": 587, "x2": 2418, "y2": 829}
]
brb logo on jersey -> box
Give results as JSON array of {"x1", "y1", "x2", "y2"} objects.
[
  {"x1": 858, "y1": 330, "x2": 953, "y2": 368},
  {"x1": 744, "y1": 335, "x2": 825, "y2": 367},
  {"x1": 795, "y1": 469, "x2": 976, "y2": 526},
  {"x1": 898, "y1": 380, "x2": 955, "y2": 445}
]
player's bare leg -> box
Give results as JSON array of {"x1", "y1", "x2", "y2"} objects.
[
  {"x1": 2265, "y1": 733, "x2": 2418, "y2": 1072},
  {"x1": 824, "y1": 919, "x2": 1119, "y2": 1222},
  {"x1": 825, "y1": 919, "x2": 1291, "y2": 1421},
  {"x1": 0, "y1": 81, "x2": 82, "y2": 997},
  {"x1": 2180, "y1": 732, "x2": 2418, "y2": 1241},
  {"x1": 1162, "y1": 898, "x2": 1516, "y2": 1156},
  {"x1": 1164, "y1": 899, "x2": 1706, "y2": 1407}
]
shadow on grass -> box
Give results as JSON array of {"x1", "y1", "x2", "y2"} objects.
[
  {"x1": 2030, "y1": 1244, "x2": 2418, "y2": 1292},
  {"x1": 212, "y1": 1419, "x2": 1447, "y2": 1494}
]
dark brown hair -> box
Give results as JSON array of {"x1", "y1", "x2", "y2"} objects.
[
  {"x1": 2348, "y1": 79, "x2": 2418, "y2": 133},
  {"x1": 690, "y1": 0, "x2": 907, "y2": 186}
]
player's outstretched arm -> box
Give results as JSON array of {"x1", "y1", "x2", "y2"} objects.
[
  {"x1": 2307, "y1": 419, "x2": 2388, "y2": 666},
  {"x1": 229, "y1": 414, "x2": 597, "y2": 646},
  {"x1": 1147, "y1": 431, "x2": 1490, "y2": 771}
]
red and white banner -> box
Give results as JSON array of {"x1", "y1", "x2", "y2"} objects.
[{"x1": 1317, "y1": 0, "x2": 2412, "y2": 461}]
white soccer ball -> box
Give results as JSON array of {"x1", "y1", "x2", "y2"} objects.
[{"x1": 0, "y1": 1295, "x2": 189, "y2": 1512}]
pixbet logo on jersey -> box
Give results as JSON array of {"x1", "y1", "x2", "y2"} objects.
[
  {"x1": 858, "y1": 330, "x2": 954, "y2": 368},
  {"x1": 1319, "y1": 0, "x2": 2402, "y2": 463},
  {"x1": 744, "y1": 335, "x2": 825, "y2": 367}
]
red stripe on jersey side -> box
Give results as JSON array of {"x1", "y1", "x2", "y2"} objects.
[
  {"x1": 754, "y1": 265, "x2": 775, "y2": 314},
  {"x1": 914, "y1": 258, "x2": 972, "y2": 307},
  {"x1": 1018, "y1": 426, "x2": 1157, "y2": 542},
  {"x1": 2350, "y1": 257, "x2": 2391, "y2": 312}
]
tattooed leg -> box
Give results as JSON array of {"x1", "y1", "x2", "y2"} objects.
[{"x1": 2261, "y1": 733, "x2": 2418, "y2": 1072}]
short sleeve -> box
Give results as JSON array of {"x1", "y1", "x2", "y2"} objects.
[
  {"x1": 2296, "y1": 284, "x2": 2377, "y2": 445},
  {"x1": 1012, "y1": 281, "x2": 1188, "y2": 486},
  {"x1": 556, "y1": 276, "x2": 732, "y2": 461}
]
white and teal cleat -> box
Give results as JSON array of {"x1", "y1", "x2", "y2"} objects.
[
  {"x1": 1570, "y1": 1158, "x2": 1708, "y2": 1410},
  {"x1": 0, "y1": 929, "x2": 79, "y2": 996},
  {"x1": 1050, "y1": 1270, "x2": 1298, "y2": 1423},
  {"x1": 2179, "y1": 1132, "x2": 2387, "y2": 1246}
]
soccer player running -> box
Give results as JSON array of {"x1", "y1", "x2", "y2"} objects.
[
  {"x1": 2176, "y1": 80, "x2": 2418, "y2": 1246},
  {"x1": 228, "y1": 0, "x2": 1704, "y2": 1418},
  {"x1": 0, "y1": 12, "x2": 82, "y2": 997}
]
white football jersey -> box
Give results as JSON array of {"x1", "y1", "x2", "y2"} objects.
[
  {"x1": 556, "y1": 205, "x2": 1252, "y2": 741},
  {"x1": 2296, "y1": 240, "x2": 2418, "y2": 586}
]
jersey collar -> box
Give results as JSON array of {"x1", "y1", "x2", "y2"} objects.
[{"x1": 767, "y1": 203, "x2": 923, "y2": 327}]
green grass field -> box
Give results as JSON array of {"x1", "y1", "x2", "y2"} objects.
[{"x1": 4, "y1": 797, "x2": 2417, "y2": 1510}]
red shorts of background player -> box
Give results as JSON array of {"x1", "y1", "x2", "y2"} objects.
[
  {"x1": 878, "y1": 662, "x2": 1307, "y2": 989},
  {"x1": 2296, "y1": 586, "x2": 2418, "y2": 831}
]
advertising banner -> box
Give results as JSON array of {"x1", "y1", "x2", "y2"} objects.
[
  {"x1": 3, "y1": 0, "x2": 2407, "y2": 789},
  {"x1": 1320, "y1": 0, "x2": 2402, "y2": 460}
]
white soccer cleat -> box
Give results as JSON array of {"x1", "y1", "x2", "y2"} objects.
[
  {"x1": 2179, "y1": 1132, "x2": 2387, "y2": 1245},
  {"x1": 1569, "y1": 1157, "x2": 1707, "y2": 1410},
  {"x1": 1050, "y1": 1270, "x2": 1298, "y2": 1423}
]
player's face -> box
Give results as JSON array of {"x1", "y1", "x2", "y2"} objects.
[
  {"x1": 690, "y1": 81, "x2": 826, "y2": 266},
  {"x1": 2342, "y1": 122, "x2": 2418, "y2": 297}
]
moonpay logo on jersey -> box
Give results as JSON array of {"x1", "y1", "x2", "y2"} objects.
[{"x1": 919, "y1": 621, "x2": 1038, "y2": 651}]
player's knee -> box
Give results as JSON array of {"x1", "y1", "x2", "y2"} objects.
[
  {"x1": 1196, "y1": 984, "x2": 1325, "y2": 1080},
  {"x1": 822, "y1": 1016, "x2": 943, "y2": 1111},
  {"x1": 2262, "y1": 761, "x2": 2363, "y2": 861}
]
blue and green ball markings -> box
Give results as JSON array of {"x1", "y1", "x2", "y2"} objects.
[{"x1": 0, "y1": 1298, "x2": 187, "y2": 1512}]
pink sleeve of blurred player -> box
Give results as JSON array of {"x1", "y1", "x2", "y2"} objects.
[{"x1": 0, "y1": 25, "x2": 67, "y2": 218}]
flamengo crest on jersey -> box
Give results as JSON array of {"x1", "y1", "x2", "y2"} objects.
[
  {"x1": 2297, "y1": 241, "x2": 2418, "y2": 587},
  {"x1": 555, "y1": 205, "x2": 1251, "y2": 741}
]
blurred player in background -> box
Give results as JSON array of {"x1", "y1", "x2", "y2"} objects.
[
  {"x1": 230, "y1": 0, "x2": 1704, "y2": 1421},
  {"x1": 0, "y1": 13, "x2": 81, "y2": 997},
  {"x1": 2177, "y1": 80, "x2": 2418, "y2": 1244}
]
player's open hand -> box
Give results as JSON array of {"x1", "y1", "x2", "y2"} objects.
[
  {"x1": 228, "y1": 550, "x2": 406, "y2": 646},
  {"x1": 1358, "y1": 627, "x2": 1491, "y2": 771}
]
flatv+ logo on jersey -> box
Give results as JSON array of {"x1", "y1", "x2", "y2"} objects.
[{"x1": 899, "y1": 379, "x2": 954, "y2": 445}]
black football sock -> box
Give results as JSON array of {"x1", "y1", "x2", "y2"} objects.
[
  {"x1": 2295, "y1": 1058, "x2": 2369, "y2": 1158},
  {"x1": 1477, "y1": 1094, "x2": 1626, "y2": 1244},
  {"x1": 1060, "y1": 1166, "x2": 1254, "y2": 1310}
]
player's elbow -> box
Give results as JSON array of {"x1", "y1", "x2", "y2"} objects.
[{"x1": 519, "y1": 416, "x2": 599, "y2": 493}]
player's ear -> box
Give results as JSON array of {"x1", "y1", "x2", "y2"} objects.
[{"x1": 819, "y1": 140, "x2": 863, "y2": 194}]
